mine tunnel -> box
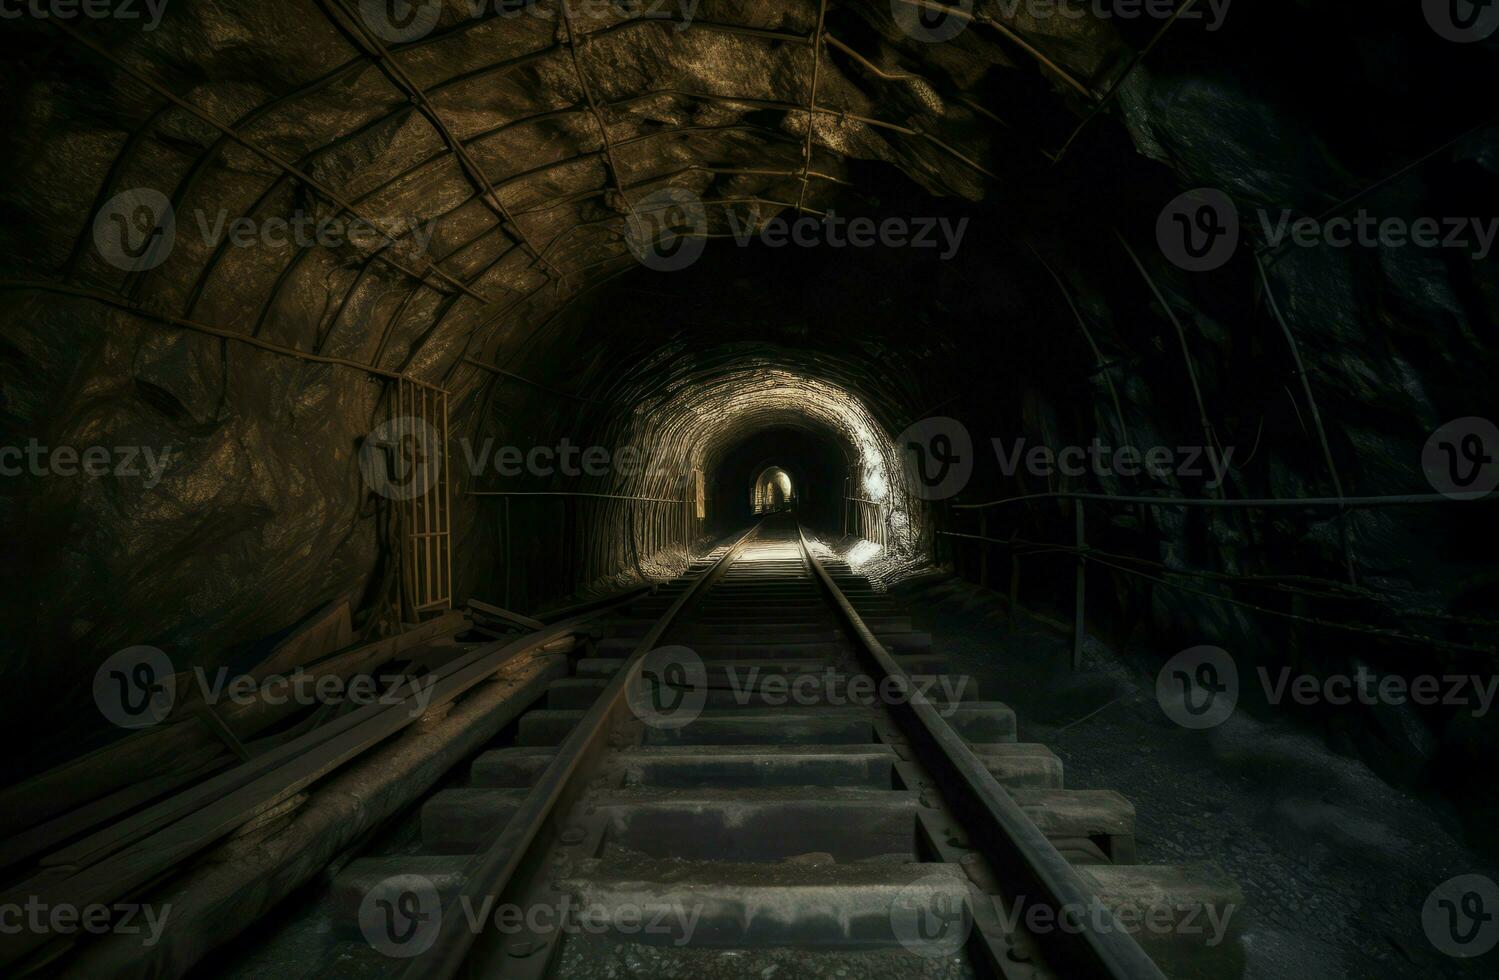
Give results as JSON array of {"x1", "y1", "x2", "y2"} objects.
[{"x1": 1, "y1": 2, "x2": 1498, "y2": 978}]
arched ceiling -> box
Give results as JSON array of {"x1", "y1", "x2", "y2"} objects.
[
  {"x1": 6, "y1": 0, "x2": 1496, "y2": 769},
  {"x1": 3, "y1": 0, "x2": 1139, "y2": 414}
]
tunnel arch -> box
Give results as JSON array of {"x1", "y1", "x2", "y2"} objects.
[
  {"x1": 2, "y1": 0, "x2": 1495, "y2": 823},
  {"x1": 751, "y1": 465, "x2": 793, "y2": 513}
]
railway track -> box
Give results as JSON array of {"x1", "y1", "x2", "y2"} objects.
[{"x1": 330, "y1": 516, "x2": 1241, "y2": 979}]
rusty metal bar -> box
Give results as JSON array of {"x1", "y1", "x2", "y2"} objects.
[
  {"x1": 797, "y1": 524, "x2": 1164, "y2": 979},
  {"x1": 49, "y1": 20, "x2": 500, "y2": 308},
  {"x1": 322, "y1": 0, "x2": 560, "y2": 278},
  {"x1": 562, "y1": 7, "x2": 635, "y2": 216},
  {"x1": 0, "y1": 279, "x2": 438, "y2": 385},
  {"x1": 888, "y1": 0, "x2": 1096, "y2": 100},
  {"x1": 395, "y1": 523, "x2": 762, "y2": 979},
  {"x1": 796, "y1": 0, "x2": 828, "y2": 213},
  {"x1": 1051, "y1": 0, "x2": 1198, "y2": 162}
]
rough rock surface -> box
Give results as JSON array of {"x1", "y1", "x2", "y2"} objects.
[{"x1": 0, "y1": 1, "x2": 1495, "y2": 834}]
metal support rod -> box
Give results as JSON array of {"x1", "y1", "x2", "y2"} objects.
[{"x1": 796, "y1": 0, "x2": 828, "y2": 213}]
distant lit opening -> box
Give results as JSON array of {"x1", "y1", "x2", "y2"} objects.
[{"x1": 752, "y1": 466, "x2": 795, "y2": 514}]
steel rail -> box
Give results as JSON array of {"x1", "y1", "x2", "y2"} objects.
[
  {"x1": 396, "y1": 522, "x2": 763, "y2": 979},
  {"x1": 794, "y1": 524, "x2": 1166, "y2": 979}
]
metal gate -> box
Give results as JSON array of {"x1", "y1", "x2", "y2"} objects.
[{"x1": 395, "y1": 378, "x2": 451, "y2": 618}]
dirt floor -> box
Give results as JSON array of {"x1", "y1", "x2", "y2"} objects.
[{"x1": 890, "y1": 573, "x2": 1499, "y2": 979}]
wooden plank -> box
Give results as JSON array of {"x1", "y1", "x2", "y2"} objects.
[
  {"x1": 61, "y1": 654, "x2": 567, "y2": 979},
  {"x1": 0, "y1": 612, "x2": 604, "y2": 970},
  {"x1": 467, "y1": 598, "x2": 545, "y2": 631},
  {"x1": 249, "y1": 597, "x2": 354, "y2": 682},
  {"x1": 0, "y1": 611, "x2": 464, "y2": 837}
]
